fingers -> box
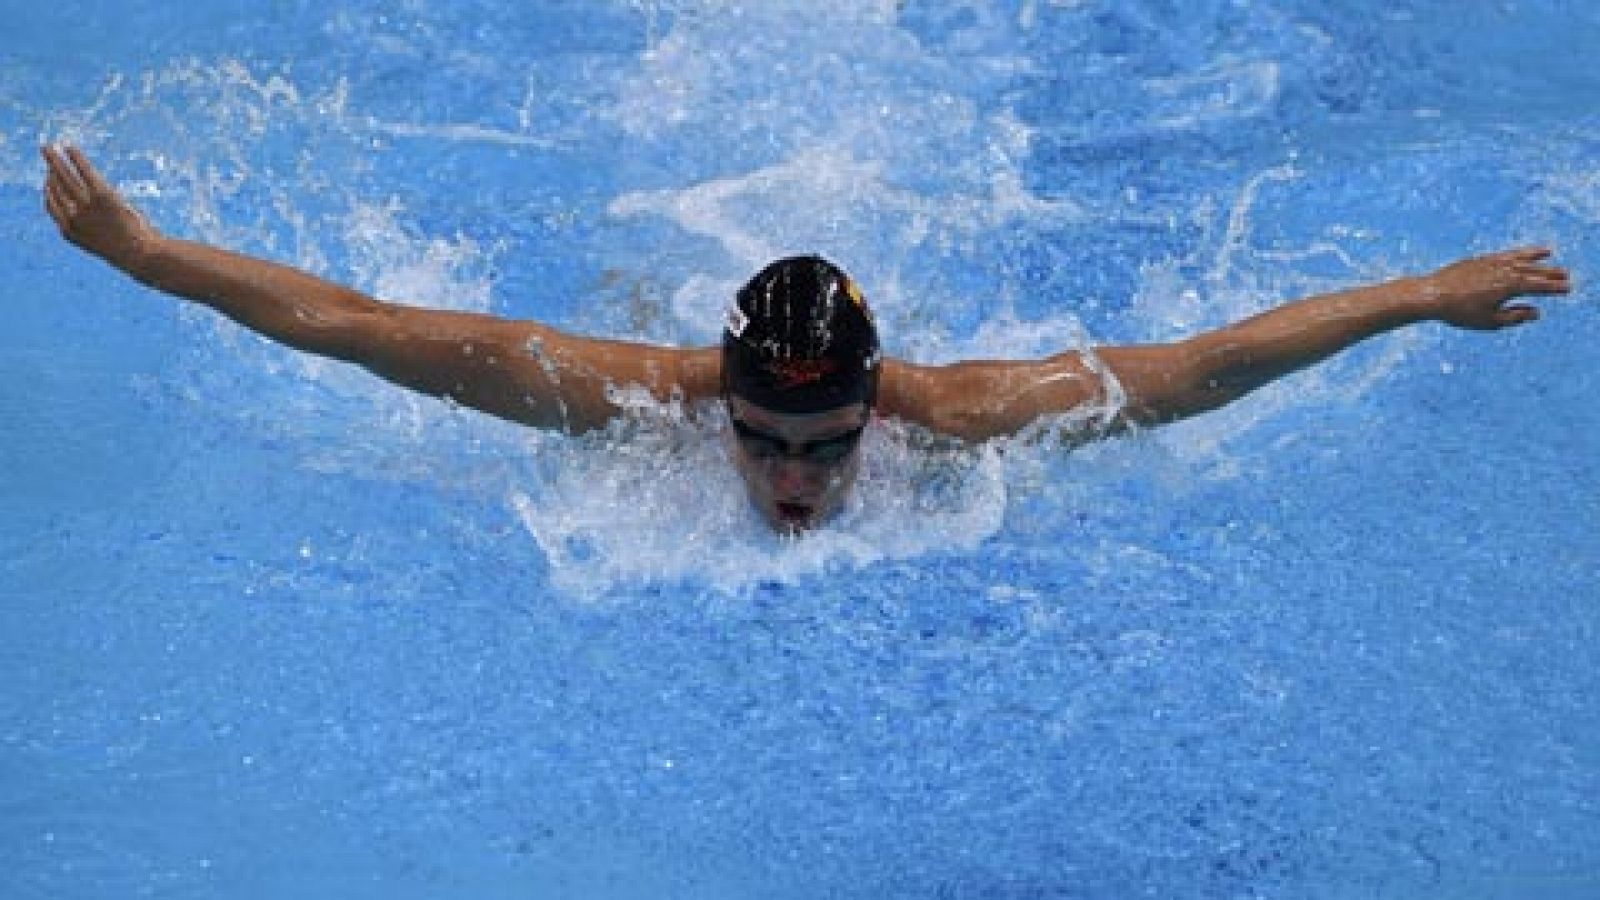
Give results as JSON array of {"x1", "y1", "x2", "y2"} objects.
[
  {"x1": 45, "y1": 176, "x2": 72, "y2": 216},
  {"x1": 41, "y1": 145, "x2": 85, "y2": 232},
  {"x1": 41, "y1": 144, "x2": 92, "y2": 207},
  {"x1": 1503, "y1": 246, "x2": 1552, "y2": 262},
  {"x1": 41, "y1": 143, "x2": 120, "y2": 209},
  {"x1": 1484, "y1": 246, "x2": 1571, "y2": 296},
  {"x1": 44, "y1": 177, "x2": 69, "y2": 225},
  {"x1": 40, "y1": 143, "x2": 132, "y2": 245},
  {"x1": 1494, "y1": 304, "x2": 1540, "y2": 328},
  {"x1": 1512, "y1": 257, "x2": 1563, "y2": 273},
  {"x1": 66, "y1": 144, "x2": 116, "y2": 197},
  {"x1": 1512, "y1": 262, "x2": 1572, "y2": 295}
]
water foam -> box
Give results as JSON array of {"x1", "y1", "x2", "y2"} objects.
[
  {"x1": 520, "y1": 3, "x2": 1409, "y2": 594},
  {"x1": 508, "y1": 401, "x2": 1011, "y2": 598},
  {"x1": 23, "y1": 14, "x2": 1436, "y2": 600},
  {"x1": 16, "y1": 4, "x2": 1599, "y2": 895}
]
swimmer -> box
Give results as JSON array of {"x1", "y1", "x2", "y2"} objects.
[{"x1": 41, "y1": 144, "x2": 1574, "y2": 533}]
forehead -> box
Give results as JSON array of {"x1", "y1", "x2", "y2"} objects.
[{"x1": 728, "y1": 396, "x2": 868, "y2": 436}]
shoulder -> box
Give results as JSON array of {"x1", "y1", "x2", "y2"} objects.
[
  {"x1": 877, "y1": 358, "x2": 939, "y2": 427},
  {"x1": 877, "y1": 352, "x2": 1109, "y2": 441},
  {"x1": 670, "y1": 345, "x2": 722, "y2": 402},
  {"x1": 876, "y1": 356, "x2": 1019, "y2": 438}
]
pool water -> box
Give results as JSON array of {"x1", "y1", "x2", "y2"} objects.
[{"x1": 3, "y1": 1, "x2": 1598, "y2": 897}]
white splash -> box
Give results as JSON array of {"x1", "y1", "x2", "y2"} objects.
[
  {"x1": 363, "y1": 119, "x2": 555, "y2": 149},
  {"x1": 30, "y1": 18, "x2": 1454, "y2": 600},
  {"x1": 1142, "y1": 60, "x2": 1282, "y2": 130},
  {"x1": 508, "y1": 406, "x2": 1011, "y2": 598}
]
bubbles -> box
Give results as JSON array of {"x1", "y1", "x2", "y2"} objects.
[
  {"x1": 341, "y1": 201, "x2": 495, "y2": 314},
  {"x1": 602, "y1": 0, "x2": 1076, "y2": 333},
  {"x1": 19, "y1": 4, "x2": 1442, "y2": 603},
  {"x1": 8, "y1": 0, "x2": 1490, "y2": 611},
  {"x1": 508, "y1": 402, "x2": 1011, "y2": 597},
  {"x1": 1141, "y1": 59, "x2": 1284, "y2": 131},
  {"x1": 11, "y1": 2, "x2": 1600, "y2": 897}
]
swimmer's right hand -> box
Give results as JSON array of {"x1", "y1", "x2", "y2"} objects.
[{"x1": 41, "y1": 144, "x2": 162, "y2": 275}]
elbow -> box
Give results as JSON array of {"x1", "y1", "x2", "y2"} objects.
[{"x1": 1105, "y1": 339, "x2": 1241, "y2": 427}]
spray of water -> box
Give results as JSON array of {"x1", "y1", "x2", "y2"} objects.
[{"x1": 14, "y1": 1, "x2": 1468, "y2": 598}]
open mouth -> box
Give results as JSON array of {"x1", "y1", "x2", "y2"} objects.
[{"x1": 775, "y1": 502, "x2": 814, "y2": 526}]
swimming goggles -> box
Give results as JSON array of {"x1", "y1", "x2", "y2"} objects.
[{"x1": 730, "y1": 418, "x2": 865, "y2": 465}]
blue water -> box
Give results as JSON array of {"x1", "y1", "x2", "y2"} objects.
[{"x1": 4, "y1": 2, "x2": 1598, "y2": 897}]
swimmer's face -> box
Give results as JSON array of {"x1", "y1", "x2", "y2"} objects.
[{"x1": 726, "y1": 395, "x2": 869, "y2": 534}]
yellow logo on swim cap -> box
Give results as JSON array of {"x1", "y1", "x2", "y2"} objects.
[{"x1": 842, "y1": 276, "x2": 873, "y2": 322}]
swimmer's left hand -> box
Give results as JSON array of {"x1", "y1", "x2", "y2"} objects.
[{"x1": 1419, "y1": 247, "x2": 1572, "y2": 331}]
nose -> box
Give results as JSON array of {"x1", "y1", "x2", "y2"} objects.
[{"x1": 767, "y1": 458, "x2": 824, "y2": 496}]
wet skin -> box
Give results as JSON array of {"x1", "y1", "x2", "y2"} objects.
[
  {"x1": 725, "y1": 396, "x2": 870, "y2": 534},
  {"x1": 42, "y1": 144, "x2": 1578, "y2": 528}
]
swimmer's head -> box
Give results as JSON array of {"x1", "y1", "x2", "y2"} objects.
[
  {"x1": 722, "y1": 256, "x2": 880, "y2": 533},
  {"x1": 721, "y1": 255, "x2": 880, "y2": 414}
]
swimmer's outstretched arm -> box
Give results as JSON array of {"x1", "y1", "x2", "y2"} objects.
[
  {"x1": 880, "y1": 250, "x2": 1572, "y2": 442},
  {"x1": 41, "y1": 144, "x2": 718, "y2": 433}
]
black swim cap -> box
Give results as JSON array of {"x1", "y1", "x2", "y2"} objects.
[{"x1": 722, "y1": 256, "x2": 881, "y2": 414}]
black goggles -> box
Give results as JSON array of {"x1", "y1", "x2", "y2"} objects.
[{"x1": 730, "y1": 418, "x2": 865, "y2": 465}]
